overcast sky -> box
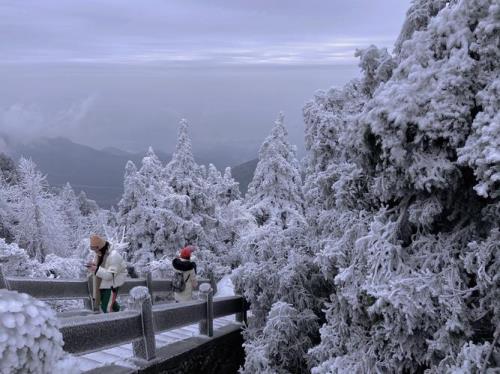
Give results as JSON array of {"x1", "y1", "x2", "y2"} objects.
[{"x1": 0, "y1": 0, "x2": 411, "y2": 163}]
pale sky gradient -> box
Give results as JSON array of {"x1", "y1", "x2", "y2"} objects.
[{"x1": 0, "y1": 0, "x2": 411, "y2": 162}]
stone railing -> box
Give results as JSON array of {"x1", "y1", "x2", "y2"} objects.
[
  {"x1": 59, "y1": 287, "x2": 247, "y2": 361},
  {"x1": 0, "y1": 266, "x2": 248, "y2": 363},
  {"x1": 1, "y1": 268, "x2": 217, "y2": 311}
]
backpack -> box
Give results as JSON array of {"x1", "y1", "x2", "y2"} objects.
[{"x1": 172, "y1": 271, "x2": 190, "y2": 293}]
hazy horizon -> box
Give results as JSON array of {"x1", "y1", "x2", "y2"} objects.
[{"x1": 0, "y1": 0, "x2": 411, "y2": 160}]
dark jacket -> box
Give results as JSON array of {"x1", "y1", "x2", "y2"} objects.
[{"x1": 172, "y1": 257, "x2": 197, "y2": 274}]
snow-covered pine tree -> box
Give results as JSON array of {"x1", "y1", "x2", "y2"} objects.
[
  {"x1": 207, "y1": 163, "x2": 241, "y2": 206},
  {"x1": 117, "y1": 149, "x2": 176, "y2": 271},
  {"x1": 221, "y1": 167, "x2": 241, "y2": 205},
  {"x1": 246, "y1": 112, "x2": 305, "y2": 230},
  {"x1": 161, "y1": 119, "x2": 218, "y2": 274},
  {"x1": 0, "y1": 153, "x2": 18, "y2": 185},
  {"x1": 307, "y1": 1, "x2": 500, "y2": 372},
  {"x1": 9, "y1": 158, "x2": 69, "y2": 262},
  {"x1": 77, "y1": 190, "x2": 100, "y2": 217},
  {"x1": 0, "y1": 159, "x2": 17, "y2": 243},
  {"x1": 234, "y1": 113, "x2": 322, "y2": 373},
  {"x1": 56, "y1": 183, "x2": 85, "y2": 254},
  {"x1": 205, "y1": 163, "x2": 246, "y2": 266},
  {"x1": 242, "y1": 301, "x2": 318, "y2": 374}
]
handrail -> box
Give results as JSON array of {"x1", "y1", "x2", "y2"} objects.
[
  {"x1": 56, "y1": 293, "x2": 248, "y2": 359},
  {"x1": 59, "y1": 311, "x2": 143, "y2": 355},
  {"x1": 0, "y1": 265, "x2": 247, "y2": 362},
  {"x1": 4, "y1": 273, "x2": 213, "y2": 305},
  {"x1": 153, "y1": 299, "x2": 207, "y2": 332},
  {"x1": 5, "y1": 277, "x2": 90, "y2": 300}
]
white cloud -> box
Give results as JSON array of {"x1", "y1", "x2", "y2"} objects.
[{"x1": 0, "y1": 95, "x2": 97, "y2": 144}]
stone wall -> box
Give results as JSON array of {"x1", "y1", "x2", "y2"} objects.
[{"x1": 141, "y1": 324, "x2": 244, "y2": 374}]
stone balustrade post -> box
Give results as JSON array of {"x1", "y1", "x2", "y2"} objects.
[
  {"x1": 198, "y1": 283, "x2": 214, "y2": 337},
  {"x1": 83, "y1": 274, "x2": 95, "y2": 311},
  {"x1": 0, "y1": 265, "x2": 8, "y2": 289},
  {"x1": 236, "y1": 298, "x2": 248, "y2": 326},
  {"x1": 129, "y1": 286, "x2": 156, "y2": 360},
  {"x1": 142, "y1": 271, "x2": 154, "y2": 304},
  {"x1": 208, "y1": 270, "x2": 218, "y2": 295}
]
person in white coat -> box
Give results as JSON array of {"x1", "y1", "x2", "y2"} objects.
[
  {"x1": 87, "y1": 235, "x2": 127, "y2": 313},
  {"x1": 172, "y1": 246, "x2": 198, "y2": 302}
]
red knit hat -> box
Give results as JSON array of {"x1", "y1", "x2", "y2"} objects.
[{"x1": 180, "y1": 246, "x2": 193, "y2": 259}]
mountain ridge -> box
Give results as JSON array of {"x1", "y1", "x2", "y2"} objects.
[{"x1": 5, "y1": 137, "x2": 256, "y2": 208}]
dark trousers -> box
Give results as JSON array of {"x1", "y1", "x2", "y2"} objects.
[{"x1": 100, "y1": 288, "x2": 120, "y2": 313}]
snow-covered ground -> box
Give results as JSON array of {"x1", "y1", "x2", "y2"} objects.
[{"x1": 214, "y1": 274, "x2": 235, "y2": 297}]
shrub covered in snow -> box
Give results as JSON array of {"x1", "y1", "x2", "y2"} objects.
[
  {"x1": 0, "y1": 238, "x2": 38, "y2": 277},
  {"x1": 0, "y1": 289, "x2": 81, "y2": 374}
]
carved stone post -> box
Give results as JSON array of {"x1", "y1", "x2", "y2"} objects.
[
  {"x1": 0, "y1": 265, "x2": 9, "y2": 289},
  {"x1": 198, "y1": 283, "x2": 214, "y2": 337},
  {"x1": 236, "y1": 298, "x2": 248, "y2": 326},
  {"x1": 208, "y1": 270, "x2": 218, "y2": 295},
  {"x1": 83, "y1": 275, "x2": 95, "y2": 311},
  {"x1": 142, "y1": 271, "x2": 154, "y2": 304},
  {"x1": 130, "y1": 286, "x2": 156, "y2": 360}
]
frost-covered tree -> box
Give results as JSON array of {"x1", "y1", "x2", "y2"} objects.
[
  {"x1": 214, "y1": 200, "x2": 256, "y2": 268},
  {"x1": 394, "y1": 0, "x2": 448, "y2": 54},
  {"x1": 77, "y1": 190, "x2": 100, "y2": 217},
  {"x1": 221, "y1": 167, "x2": 241, "y2": 204},
  {"x1": 306, "y1": 1, "x2": 500, "y2": 372},
  {"x1": 9, "y1": 158, "x2": 69, "y2": 262},
  {"x1": 56, "y1": 183, "x2": 87, "y2": 254},
  {"x1": 119, "y1": 149, "x2": 172, "y2": 268},
  {"x1": 207, "y1": 164, "x2": 241, "y2": 206},
  {"x1": 233, "y1": 113, "x2": 323, "y2": 373},
  {"x1": 161, "y1": 119, "x2": 218, "y2": 273},
  {"x1": 0, "y1": 152, "x2": 18, "y2": 185},
  {"x1": 242, "y1": 302, "x2": 318, "y2": 374},
  {"x1": 0, "y1": 175, "x2": 15, "y2": 242},
  {"x1": 0, "y1": 238, "x2": 38, "y2": 277},
  {"x1": 118, "y1": 160, "x2": 147, "y2": 262},
  {"x1": 246, "y1": 112, "x2": 306, "y2": 230},
  {"x1": 205, "y1": 163, "x2": 246, "y2": 266}
]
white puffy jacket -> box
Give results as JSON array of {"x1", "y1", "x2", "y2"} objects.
[{"x1": 95, "y1": 248, "x2": 127, "y2": 289}]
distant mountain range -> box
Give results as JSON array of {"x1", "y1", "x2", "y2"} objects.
[{"x1": 5, "y1": 137, "x2": 257, "y2": 208}]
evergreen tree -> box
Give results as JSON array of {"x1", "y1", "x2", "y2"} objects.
[
  {"x1": 233, "y1": 113, "x2": 320, "y2": 373},
  {"x1": 306, "y1": 1, "x2": 500, "y2": 372},
  {"x1": 161, "y1": 119, "x2": 218, "y2": 273},
  {"x1": 56, "y1": 183, "x2": 84, "y2": 254},
  {"x1": 9, "y1": 158, "x2": 69, "y2": 262}
]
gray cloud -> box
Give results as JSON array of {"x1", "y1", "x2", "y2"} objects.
[
  {"x1": 0, "y1": 95, "x2": 97, "y2": 145},
  {"x1": 0, "y1": 0, "x2": 410, "y2": 65},
  {"x1": 0, "y1": 1, "x2": 411, "y2": 162}
]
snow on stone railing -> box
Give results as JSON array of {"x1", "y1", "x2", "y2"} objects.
[
  {"x1": 0, "y1": 266, "x2": 247, "y2": 363},
  {"x1": 0, "y1": 265, "x2": 217, "y2": 311},
  {"x1": 58, "y1": 286, "x2": 248, "y2": 361}
]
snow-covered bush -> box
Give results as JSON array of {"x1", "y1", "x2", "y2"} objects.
[
  {"x1": 0, "y1": 238, "x2": 38, "y2": 277},
  {"x1": 0, "y1": 289, "x2": 81, "y2": 374},
  {"x1": 38, "y1": 254, "x2": 85, "y2": 279}
]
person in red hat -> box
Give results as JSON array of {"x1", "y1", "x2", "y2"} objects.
[{"x1": 171, "y1": 246, "x2": 198, "y2": 302}]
